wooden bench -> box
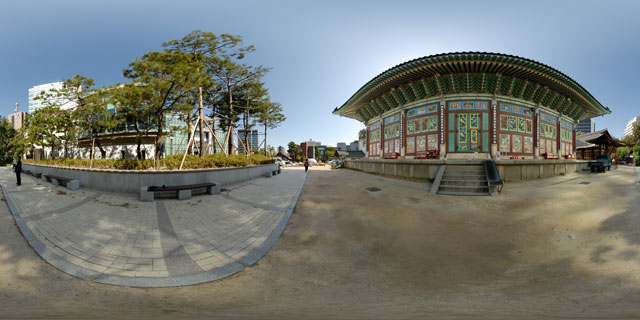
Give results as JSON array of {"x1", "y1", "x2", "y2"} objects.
[
  {"x1": 415, "y1": 150, "x2": 439, "y2": 160},
  {"x1": 140, "y1": 182, "x2": 220, "y2": 202},
  {"x1": 383, "y1": 152, "x2": 399, "y2": 159},
  {"x1": 544, "y1": 153, "x2": 560, "y2": 160},
  {"x1": 42, "y1": 174, "x2": 80, "y2": 190}
]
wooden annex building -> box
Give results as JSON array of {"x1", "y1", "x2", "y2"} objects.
[
  {"x1": 333, "y1": 52, "x2": 611, "y2": 160},
  {"x1": 576, "y1": 129, "x2": 624, "y2": 160}
]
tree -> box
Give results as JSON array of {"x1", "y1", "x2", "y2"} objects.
[
  {"x1": 632, "y1": 121, "x2": 640, "y2": 146},
  {"x1": 25, "y1": 105, "x2": 66, "y2": 159},
  {"x1": 162, "y1": 30, "x2": 249, "y2": 157},
  {"x1": 123, "y1": 51, "x2": 205, "y2": 161},
  {"x1": 0, "y1": 119, "x2": 16, "y2": 164},
  {"x1": 287, "y1": 141, "x2": 301, "y2": 159},
  {"x1": 36, "y1": 75, "x2": 117, "y2": 160},
  {"x1": 359, "y1": 128, "x2": 367, "y2": 140},
  {"x1": 255, "y1": 100, "x2": 285, "y2": 156},
  {"x1": 110, "y1": 83, "x2": 154, "y2": 159},
  {"x1": 207, "y1": 52, "x2": 268, "y2": 155}
]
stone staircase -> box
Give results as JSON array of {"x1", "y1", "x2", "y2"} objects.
[{"x1": 437, "y1": 164, "x2": 490, "y2": 196}]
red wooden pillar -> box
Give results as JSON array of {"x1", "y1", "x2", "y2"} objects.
[{"x1": 556, "y1": 119, "x2": 561, "y2": 155}]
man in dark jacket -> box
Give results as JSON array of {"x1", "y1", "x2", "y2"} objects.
[{"x1": 14, "y1": 158, "x2": 22, "y2": 186}]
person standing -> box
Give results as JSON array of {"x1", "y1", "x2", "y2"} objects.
[
  {"x1": 304, "y1": 159, "x2": 309, "y2": 173},
  {"x1": 14, "y1": 158, "x2": 22, "y2": 186}
]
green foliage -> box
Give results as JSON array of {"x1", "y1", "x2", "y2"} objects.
[
  {"x1": 0, "y1": 119, "x2": 17, "y2": 164},
  {"x1": 632, "y1": 145, "x2": 640, "y2": 159},
  {"x1": 617, "y1": 146, "x2": 630, "y2": 159},
  {"x1": 358, "y1": 128, "x2": 367, "y2": 140},
  {"x1": 287, "y1": 141, "x2": 301, "y2": 159},
  {"x1": 23, "y1": 153, "x2": 274, "y2": 170}
]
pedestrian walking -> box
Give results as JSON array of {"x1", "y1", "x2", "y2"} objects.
[
  {"x1": 304, "y1": 159, "x2": 309, "y2": 172},
  {"x1": 14, "y1": 158, "x2": 22, "y2": 186}
]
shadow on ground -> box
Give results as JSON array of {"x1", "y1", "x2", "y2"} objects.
[{"x1": 1, "y1": 166, "x2": 640, "y2": 318}]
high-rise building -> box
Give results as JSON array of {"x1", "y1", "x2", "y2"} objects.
[
  {"x1": 237, "y1": 129, "x2": 260, "y2": 153},
  {"x1": 624, "y1": 116, "x2": 640, "y2": 137},
  {"x1": 337, "y1": 142, "x2": 347, "y2": 150},
  {"x1": 576, "y1": 118, "x2": 595, "y2": 134},
  {"x1": 7, "y1": 102, "x2": 26, "y2": 130},
  {"x1": 348, "y1": 140, "x2": 359, "y2": 151},
  {"x1": 28, "y1": 82, "x2": 76, "y2": 113}
]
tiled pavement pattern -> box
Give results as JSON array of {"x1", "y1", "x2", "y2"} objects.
[{"x1": 0, "y1": 167, "x2": 306, "y2": 287}]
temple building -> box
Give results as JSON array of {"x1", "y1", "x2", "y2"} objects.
[{"x1": 333, "y1": 52, "x2": 611, "y2": 160}]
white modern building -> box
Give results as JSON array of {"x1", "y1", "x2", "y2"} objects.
[
  {"x1": 336, "y1": 142, "x2": 347, "y2": 151},
  {"x1": 624, "y1": 116, "x2": 640, "y2": 137},
  {"x1": 28, "y1": 82, "x2": 78, "y2": 113}
]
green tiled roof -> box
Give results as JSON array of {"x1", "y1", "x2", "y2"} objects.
[{"x1": 334, "y1": 52, "x2": 610, "y2": 123}]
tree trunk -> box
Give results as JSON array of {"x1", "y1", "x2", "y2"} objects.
[
  {"x1": 244, "y1": 101, "x2": 250, "y2": 156},
  {"x1": 95, "y1": 140, "x2": 106, "y2": 159},
  {"x1": 155, "y1": 115, "x2": 164, "y2": 161},
  {"x1": 89, "y1": 126, "x2": 94, "y2": 160},
  {"x1": 227, "y1": 79, "x2": 234, "y2": 155},
  {"x1": 199, "y1": 86, "x2": 205, "y2": 157},
  {"x1": 187, "y1": 112, "x2": 192, "y2": 155},
  {"x1": 51, "y1": 142, "x2": 55, "y2": 160},
  {"x1": 264, "y1": 121, "x2": 268, "y2": 156}
]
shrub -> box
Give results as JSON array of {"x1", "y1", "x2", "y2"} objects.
[{"x1": 24, "y1": 153, "x2": 276, "y2": 170}]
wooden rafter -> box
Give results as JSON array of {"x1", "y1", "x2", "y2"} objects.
[
  {"x1": 480, "y1": 73, "x2": 486, "y2": 93},
  {"x1": 420, "y1": 78, "x2": 431, "y2": 97},
  {"x1": 382, "y1": 94, "x2": 397, "y2": 110},
  {"x1": 493, "y1": 73, "x2": 503, "y2": 95},
  {"x1": 390, "y1": 88, "x2": 405, "y2": 106},
  {"x1": 370, "y1": 100, "x2": 383, "y2": 114},
  {"x1": 377, "y1": 96, "x2": 390, "y2": 111},
  {"x1": 433, "y1": 75, "x2": 444, "y2": 96},
  {"x1": 449, "y1": 74, "x2": 457, "y2": 93},
  {"x1": 508, "y1": 77, "x2": 517, "y2": 97},
  {"x1": 540, "y1": 89, "x2": 554, "y2": 106},
  {"x1": 407, "y1": 81, "x2": 420, "y2": 100},
  {"x1": 518, "y1": 80, "x2": 529, "y2": 98},
  {"x1": 399, "y1": 85, "x2": 413, "y2": 102},
  {"x1": 548, "y1": 92, "x2": 560, "y2": 109}
]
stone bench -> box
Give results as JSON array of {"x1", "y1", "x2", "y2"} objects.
[
  {"x1": 264, "y1": 168, "x2": 281, "y2": 177},
  {"x1": 42, "y1": 174, "x2": 79, "y2": 190},
  {"x1": 140, "y1": 182, "x2": 220, "y2": 202}
]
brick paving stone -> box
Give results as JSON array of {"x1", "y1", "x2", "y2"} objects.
[{"x1": 0, "y1": 166, "x2": 305, "y2": 286}]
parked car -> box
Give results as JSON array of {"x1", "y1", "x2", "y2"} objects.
[
  {"x1": 588, "y1": 154, "x2": 611, "y2": 172},
  {"x1": 274, "y1": 158, "x2": 286, "y2": 167},
  {"x1": 308, "y1": 158, "x2": 319, "y2": 166}
]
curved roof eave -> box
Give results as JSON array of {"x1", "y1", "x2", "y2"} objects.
[{"x1": 333, "y1": 52, "x2": 610, "y2": 121}]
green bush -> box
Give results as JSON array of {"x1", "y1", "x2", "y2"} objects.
[{"x1": 25, "y1": 153, "x2": 275, "y2": 170}]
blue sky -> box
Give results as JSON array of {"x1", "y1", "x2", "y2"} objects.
[{"x1": 1, "y1": 0, "x2": 639, "y2": 149}]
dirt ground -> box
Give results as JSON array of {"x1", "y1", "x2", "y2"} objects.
[{"x1": 1, "y1": 165, "x2": 640, "y2": 319}]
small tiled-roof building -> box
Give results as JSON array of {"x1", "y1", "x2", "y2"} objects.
[{"x1": 576, "y1": 129, "x2": 624, "y2": 160}]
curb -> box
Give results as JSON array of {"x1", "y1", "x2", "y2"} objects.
[{"x1": 0, "y1": 171, "x2": 307, "y2": 288}]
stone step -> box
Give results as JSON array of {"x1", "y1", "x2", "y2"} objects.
[
  {"x1": 437, "y1": 191, "x2": 489, "y2": 196},
  {"x1": 439, "y1": 185, "x2": 489, "y2": 193},
  {"x1": 446, "y1": 165, "x2": 484, "y2": 170},
  {"x1": 440, "y1": 179, "x2": 488, "y2": 186},
  {"x1": 442, "y1": 174, "x2": 486, "y2": 180},
  {"x1": 444, "y1": 169, "x2": 485, "y2": 175}
]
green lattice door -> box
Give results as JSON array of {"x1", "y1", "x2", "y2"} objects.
[{"x1": 455, "y1": 113, "x2": 481, "y2": 152}]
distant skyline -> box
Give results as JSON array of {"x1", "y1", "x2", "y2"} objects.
[{"x1": 1, "y1": 0, "x2": 639, "y2": 149}]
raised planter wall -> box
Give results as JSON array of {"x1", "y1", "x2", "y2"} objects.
[
  {"x1": 23, "y1": 163, "x2": 278, "y2": 194},
  {"x1": 344, "y1": 159, "x2": 588, "y2": 182}
]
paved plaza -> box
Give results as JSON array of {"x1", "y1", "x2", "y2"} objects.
[{"x1": 0, "y1": 166, "x2": 306, "y2": 287}]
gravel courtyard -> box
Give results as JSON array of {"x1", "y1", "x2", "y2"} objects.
[{"x1": 1, "y1": 165, "x2": 640, "y2": 319}]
